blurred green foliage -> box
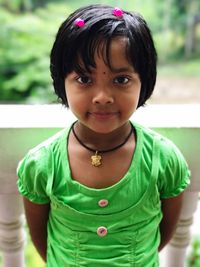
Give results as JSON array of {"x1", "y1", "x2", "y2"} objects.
[
  {"x1": 187, "y1": 236, "x2": 200, "y2": 267},
  {"x1": 0, "y1": 0, "x2": 200, "y2": 103},
  {"x1": 0, "y1": 2, "x2": 70, "y2": 103},
  {"x1": 158, "y1": 58, "x2": 200, "y2": 77}
]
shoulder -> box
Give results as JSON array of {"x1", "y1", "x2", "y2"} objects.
[
  {"x1": 133, "y1": 122, "x2": 183, "y2": 159},
  {"x1": 132, "y1": 122, "x2": 190, "y2": 198},
  {"x1": 29, "y1": 127, "x2": 69, "y2": 157},
  {"x1": 18, "y1": 127, "x2": 69, "y2": 177},
  {"x1": 17, "y1": 127, "x2": 70, "y2": 203}
]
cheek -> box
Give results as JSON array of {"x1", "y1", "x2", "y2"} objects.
[
  {"x1": 122, "y1": 94, "x2": 140, "y2": 114},
  {"x1": 67, "y1": 94, "x2": 87, "y2": 115},
  {"x1": 64, "y1": 84, "x2": 76, "y2": 105},
  {"x1": 123, "y1": 89, "x2": 141, "y2": 105}
]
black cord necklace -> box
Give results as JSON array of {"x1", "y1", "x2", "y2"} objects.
[{"x1": 71, "y1": 121, "x2": 133, "y2": 167}]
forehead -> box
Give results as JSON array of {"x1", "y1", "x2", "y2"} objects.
[
  {"x1": 94, "y1": 37, "x2": 133, "y2": 71},
  {"x1": 73, "y1": 36, "x2": 134, "y2": 75}
]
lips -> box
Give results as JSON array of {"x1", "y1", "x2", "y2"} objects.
[{"x1": 89, "y1": 111, "x2": 119, "y2": 120}]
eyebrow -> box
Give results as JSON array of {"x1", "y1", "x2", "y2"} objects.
[
  {"x1": 110, "y1": 67, "x2": 135, "y2": 73},
  {"x1": 72, "y1": 66, "x2": 136, "y2": 75}
]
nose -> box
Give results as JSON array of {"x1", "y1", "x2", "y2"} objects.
[{"x1": 92, "y1": 87, "x2": 114, "y2": 105}]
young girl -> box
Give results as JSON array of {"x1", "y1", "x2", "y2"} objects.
[{"x1": 17, "y1": 4, "x2": 190, "y2": 267}]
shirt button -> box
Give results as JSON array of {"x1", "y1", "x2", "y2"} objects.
[
  {"x1": 97, "y1": 226, "x2": 108, "y2": 237},
  {"x1": 98, "y1": 199, "x2": 109, "y2": 207}
]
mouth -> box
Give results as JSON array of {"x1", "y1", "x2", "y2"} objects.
[{"x1": 88, "y1": 111, "x2": 119, "y2": 120}]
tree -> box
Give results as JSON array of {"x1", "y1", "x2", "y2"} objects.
[
  {"x1": 185, "y1": 1, "x2": 200, "y2": 57},
  {"x1": 0, "y1": 3, "x2": 67, "y2": 103}
]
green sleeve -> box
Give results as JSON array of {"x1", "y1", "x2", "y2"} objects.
[
  {"x1": 158, "y1": 140, "x2": 191, "y2": 199},
  {"x1": 17, "y1": 148, "x2": 50, "y2": 204}
]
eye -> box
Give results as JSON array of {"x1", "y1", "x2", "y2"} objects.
[
  {"x1": 76, "y1": 76, "x2": 92, "y2": 84},
  {"x1": 114, "y1": 76, "x2": 130, "y2": 85}
]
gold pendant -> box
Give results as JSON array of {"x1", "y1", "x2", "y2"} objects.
[{"x1": 91, "y1": 151, "x2": 102, "y2": 167}]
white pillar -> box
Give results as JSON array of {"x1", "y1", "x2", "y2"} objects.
[
  {"x1": 164, "y1": 190, "x2": 199, "y2": 267},
  {"x1": 0, "y1": 193, "x2": 26, "y2": 267}
]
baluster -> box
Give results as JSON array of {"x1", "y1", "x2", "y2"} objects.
[
  {"x1": 0, "y1": 194, "x2": 26, "y2": 267},
  {"x1": 163, "y1": 190, "x2": 199, "y2": 267}
]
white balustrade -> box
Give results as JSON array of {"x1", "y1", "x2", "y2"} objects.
[{"x1": 0, "y1": 104, "x2": 199, "y2": 267}]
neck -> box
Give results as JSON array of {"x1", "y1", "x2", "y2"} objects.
[{"x1": 72, "y1": 121, "x2": 132, "y2": 152}]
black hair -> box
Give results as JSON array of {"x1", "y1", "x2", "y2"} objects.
[{"x1": 50, "y1": 4, "x2": 157, "y2": 107}]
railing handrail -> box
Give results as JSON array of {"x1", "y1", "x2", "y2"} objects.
[
  {"x1": 0, "y1": 104, "x2": 199, "y2": 267},
  {"x1": 0, "y1": 104, "x2": 200, "y2": 128}
]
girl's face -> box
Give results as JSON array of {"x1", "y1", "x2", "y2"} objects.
[{"x1": 64, "y1": 37, "x2": 141, "y2": 134}]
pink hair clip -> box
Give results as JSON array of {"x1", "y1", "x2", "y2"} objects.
[
  {"x1": 74, "y1": 18, "x2": 85, "y2": 28},
  {"x1": 113, "y1": 7, "x2": 123, "y2": 17}
]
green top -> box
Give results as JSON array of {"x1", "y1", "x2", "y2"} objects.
[{"x1": 17, "y1": 122, "x2": 190, "y2": 267}]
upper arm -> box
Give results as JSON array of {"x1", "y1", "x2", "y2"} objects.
[
  {"x1": 157, "y1": 136, "x2": 190, "y2": 199},
  {"x1": 161, "y1": 191, "x2": 184, "y2": 226},
  {"x1": 23, "y1": 197, "x2": 50, "y2": 232},
  {"x1": 159, "y1": 191, "x2": 184, "y2": 251},
  {"x1": 17, "y1": 147, "x2": 51, "y2": 204},
  {"x1": 23, "y1": 197, "x2": 50, "y2": 261}
]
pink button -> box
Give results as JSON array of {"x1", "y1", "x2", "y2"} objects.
[
  {"x1": 98, "y1": 199, "x2": 109, "y2": 207},
  {"x1": 97, "y1": 226, "x2": 108, "y2": 237}
]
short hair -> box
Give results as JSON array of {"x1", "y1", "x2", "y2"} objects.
[{"x1": 50, "y1": 4, "x2": 157, "y2": 107}]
